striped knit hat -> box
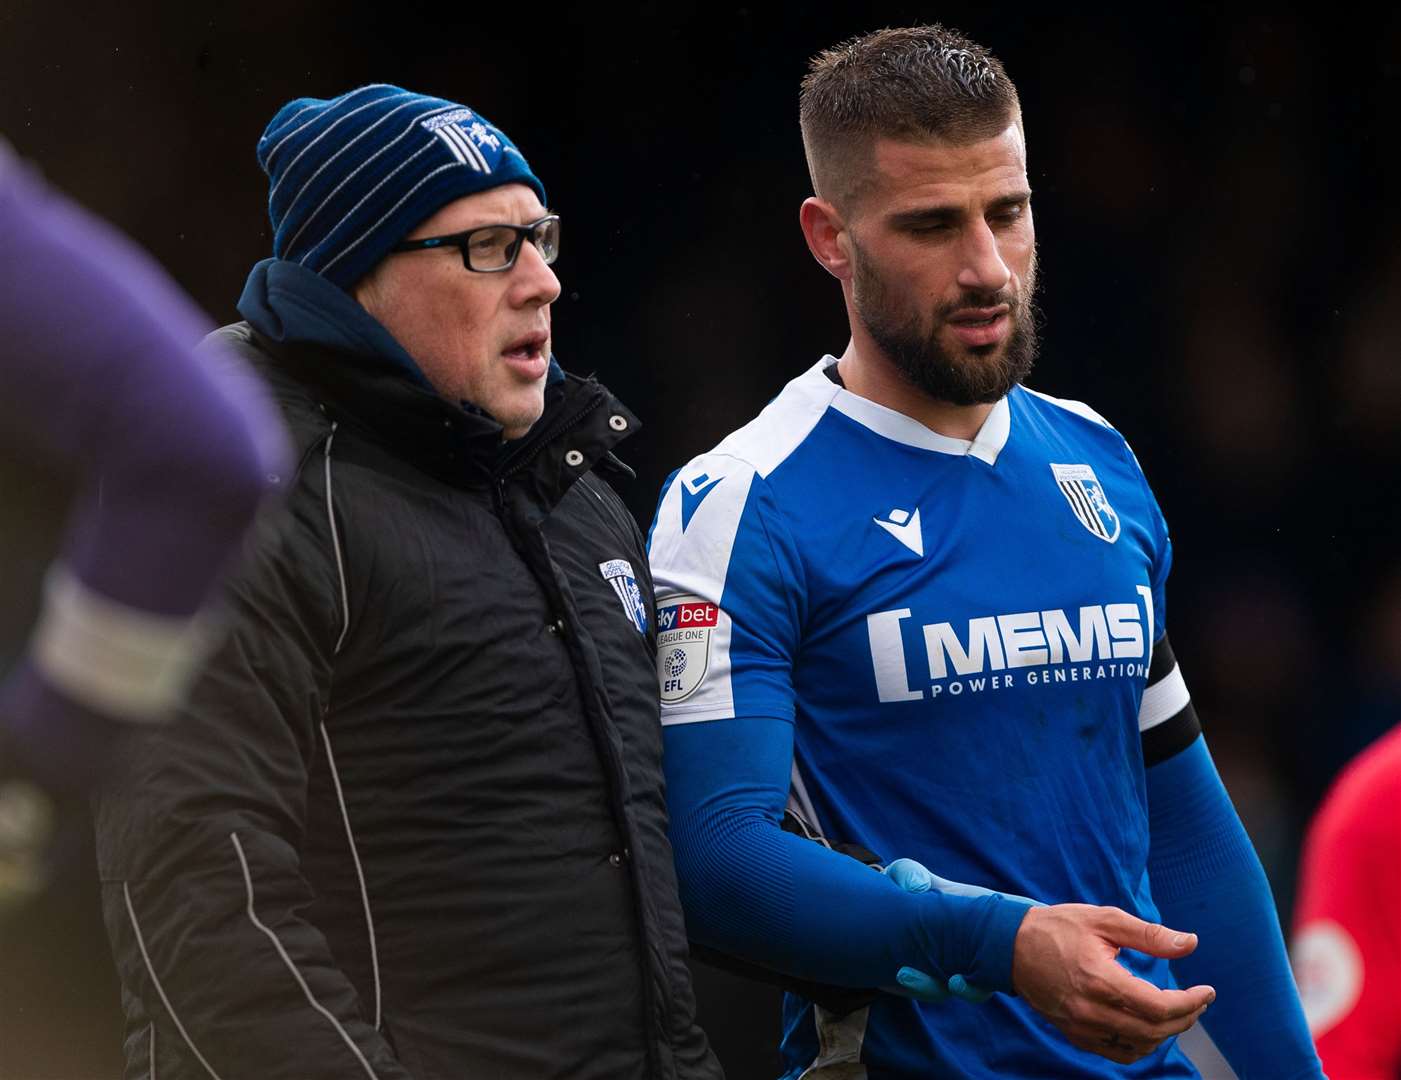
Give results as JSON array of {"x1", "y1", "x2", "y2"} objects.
[{"x1": 257, "y1": 84, "x2": 546, "y2": 290}]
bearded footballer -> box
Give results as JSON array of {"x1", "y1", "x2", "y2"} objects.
[{"x1": 649, "y1": 25, "x2": 1323, "y2": 1080}]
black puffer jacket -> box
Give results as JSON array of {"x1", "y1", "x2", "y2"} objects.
[{"x1": 95, "y1": 315, "x2": 722, "y2": 1080}]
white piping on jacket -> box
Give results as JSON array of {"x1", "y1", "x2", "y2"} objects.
[
  {"x1": 320, "y1": 720, "x2": 382, "y2": 1029},
  {"x1": 321, "y1": 426, "x2": 382, "y2": 1026},
  {"x1": 123, "y1": 882, "x2": 225, "y2": 1080},
  {"x1": 230, "y1": 831, "x2": 379, "y2": 1079},
  {"x1": 324, "y1": 425, "x2": 351, "y2": 653}
]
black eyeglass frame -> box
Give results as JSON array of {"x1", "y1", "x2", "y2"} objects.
[{"x1": 389, "y1": 214, "x2": 560, "y2": 273}]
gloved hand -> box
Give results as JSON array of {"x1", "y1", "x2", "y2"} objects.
[{"x1": 882, "y1": 857, "x2": 1045, "y2": 1004}]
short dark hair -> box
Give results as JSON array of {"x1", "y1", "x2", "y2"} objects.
[{"x1": 799, "y1": 25, "x2": 1022, "y2": 210}]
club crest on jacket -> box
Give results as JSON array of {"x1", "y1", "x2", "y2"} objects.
[{"x1": 599, "y1": 559, "x2": 648, "y2": 634}]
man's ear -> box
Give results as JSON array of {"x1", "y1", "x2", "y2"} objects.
[{"x1": 799, "y1": 196, "x2": 853, "y2": 282}]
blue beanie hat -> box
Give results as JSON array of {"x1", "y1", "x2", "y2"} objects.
[{"x1": 257, "y1": 84, "x2": 546, "y2": 290}]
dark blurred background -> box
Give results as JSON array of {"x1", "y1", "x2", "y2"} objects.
[{"x1": 1, "y1": 3, "x2": 1398, "y2": 1077}]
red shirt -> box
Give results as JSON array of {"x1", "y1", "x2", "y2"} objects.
[{"x1": 1293, "y1": 724, "x2": 1401, "y2": 1080}]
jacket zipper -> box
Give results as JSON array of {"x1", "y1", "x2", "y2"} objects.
[{"x1": 491, "y1": 384, "x2": 671, "y2": 1074}]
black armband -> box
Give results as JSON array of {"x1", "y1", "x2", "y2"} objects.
[{"x1": 1139, "y1": 634, "x2": 1201, "y2": 767}]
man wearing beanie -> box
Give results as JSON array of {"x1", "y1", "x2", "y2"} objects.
[{"x1": 93, "y1": 84, "x2": 722, "y2": 1080}]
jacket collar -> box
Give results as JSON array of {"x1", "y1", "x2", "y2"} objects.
[
  {"x1": 236, "y1": 260, "x2": 634, "y2": 502},
  {"x1": 496, "y1": 377, "x2": 639, "y2": 519},
  {"x1": 239, "y1": 258, "x2": 435, "y2": 390}
]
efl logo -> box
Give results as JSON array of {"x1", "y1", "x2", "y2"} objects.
[
  {"x1": 656, "y1": 601, "x2": 718, "y2": 633},
  {"x1": 657, "y1": 595, "x2": 720, "y2": 704}
]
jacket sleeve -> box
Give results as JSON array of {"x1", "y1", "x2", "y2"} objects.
[{"x1": 93, "y1": 436, "x2": 412, "y2": 1080}]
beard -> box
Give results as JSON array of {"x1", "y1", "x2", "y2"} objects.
[{"x1": 851, "y1": 243, "x2": 1041, "y2": 407}]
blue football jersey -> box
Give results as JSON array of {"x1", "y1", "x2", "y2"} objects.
[{"x1": 649, "y1": 357, "x2": 1199, "y2": 1079}]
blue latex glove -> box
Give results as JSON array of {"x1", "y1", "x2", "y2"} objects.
[{"x1": 883, "y1": 858, "x2": 1044, "y2": 1004}]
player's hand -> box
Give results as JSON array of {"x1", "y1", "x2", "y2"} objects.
[
  {"x1": 1011, "y1": 903, "x2": 1215, "y2": 1065},
  {"x1": 882, "y1": 858, "x2": 991, "y2": 1004}
]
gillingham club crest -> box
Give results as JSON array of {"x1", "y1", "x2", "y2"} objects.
[
  {"x1": 598, "y1": 559, "x2": 649, "y2": 634},
  {"x1": 655, "y1": 595, "x2": 719, "y2": 703},
  {"x1": 1050, "y1": 463, "x2": 1121, "y2": 543}
]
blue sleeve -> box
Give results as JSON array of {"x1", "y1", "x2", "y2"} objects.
[
  {"x1": 650, "y1": 464, "x2": 805, "y2": 725},
  {"x1": 664, "y1": 715, "x2": 1032, "y2": 993},
  {"x1": 1146, "y1": 736, "x2": 1323, "y2": 1079}
]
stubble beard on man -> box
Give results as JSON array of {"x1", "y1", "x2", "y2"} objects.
[{"x1": 852, "y1": 245, "x2": 1041, "y2": 408}]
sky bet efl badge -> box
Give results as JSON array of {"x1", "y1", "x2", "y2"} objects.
[
  {"x1": 656, "y1": 595, "x2": 719, "y2": 702},
  {"x1": 599, "y1": 559, "x2": 648, "y2": 634}
]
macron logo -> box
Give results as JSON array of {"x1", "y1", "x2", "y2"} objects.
[
  {"x1": 874, "y1": 507, "x2": 923, "y2": 557},
  {"x1": 681, "y1": 473, "x2": 724, "y2": 531}
]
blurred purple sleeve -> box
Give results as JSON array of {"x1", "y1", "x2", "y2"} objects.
[{"x1": 0, "y1": 146, "x2": 290, "y2": 789}]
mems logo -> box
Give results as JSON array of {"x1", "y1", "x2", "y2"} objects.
[
  {"x1": 657, "y1": 597, "x2": 720, "y2": 702},
  {"x1": 868, "y1": 588, "x2": 1154, "y2": 703}
]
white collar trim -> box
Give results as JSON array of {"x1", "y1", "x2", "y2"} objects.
[{"x1": 815, "y1": 356, "x2": 1012, "y2": 466}]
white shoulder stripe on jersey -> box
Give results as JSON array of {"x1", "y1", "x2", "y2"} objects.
[
  {"x1": 658, "y1": 354, "x2": 973, "y2": 727},
  {"x1": 663, "y1": 353, "x2": 1017, "y2": 485},
  {"x1": 707, "y1": 358, "x2": 840, "y2": 479},
  {"x1": 650, "y1": 357, "x2": 838, "y2": 583},
  {"x1": 1021, "y1": 386, "x2": 1113, "y2": 429},
  {"x1": 1138, "y1": 662, "x2": 1190, "y2": 732},
  {"x1": 650, "y1": 464, "x2": 756, "y2": 603},
  {"x1": 1023, "y1": 386, "x2": 1161, "y2": 487},
  {"x1": 651, "y1": 465, "x2": 754, "y2": 723}
]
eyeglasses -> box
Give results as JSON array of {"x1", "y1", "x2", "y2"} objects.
[{"x1": 389, "y1": 214, "x2": 561, "y2": 273}]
